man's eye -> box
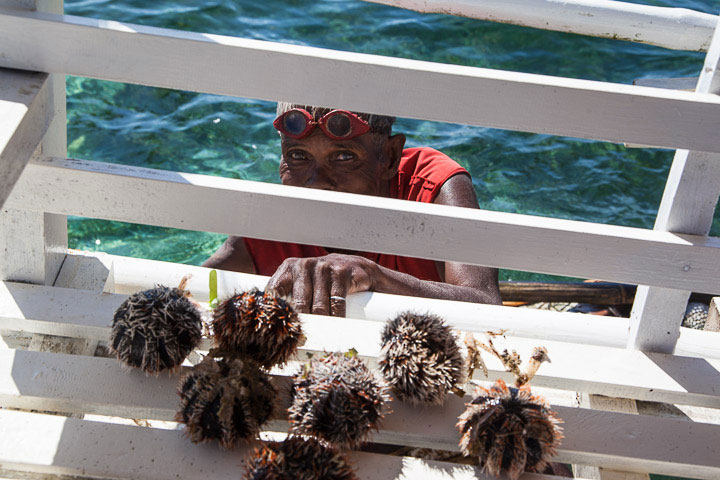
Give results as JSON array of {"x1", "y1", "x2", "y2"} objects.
[
  {"x1": 287, "y1": 150, "x2": 308, "y2": 162},
  {"x1": 335, "y1": 152, "x2": 355, "y2": 162}
]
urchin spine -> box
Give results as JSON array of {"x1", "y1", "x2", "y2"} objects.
[
  {"x1": 288, "y1": 352, "x2": 390, "y2": 450},
  {"x1": 110, "y1": 285, "x2": 202, "y2": 373},
  {"x1": 244, "y1": 436, "x2": 357, "y2": 480},
  {"x1": 212, "y1": 289, "x2": 303, "y2": 368},
  {"x1": 379, "y1": 311, "x2": 466, "y2": 406},
  {"x1": 176, "y1": 356, "x2": 276, "y2": 449},
  {"x1": 457, "y1": 379, "x2": 562, "y2": 479}
]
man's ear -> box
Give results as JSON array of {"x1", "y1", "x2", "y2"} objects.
[{"x1": 380, "y1": 133, "x2": 406, "y2": 180}]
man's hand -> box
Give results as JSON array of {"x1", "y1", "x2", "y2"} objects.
[{"x1": 266, "y1": 253, "x2": 378, "y2": 317}]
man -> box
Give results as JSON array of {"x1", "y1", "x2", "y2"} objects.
[{"x1": 204, "y1": 103, "x2": 502, "y2": 316}]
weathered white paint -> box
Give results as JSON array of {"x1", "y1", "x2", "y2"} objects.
[
  {"x1": 0, "y1": 69, "x2": 51, "y2": 210},
  {"x1": 0, "y1": 2, "x2": 67, "y2": 287},
  {"x1": 101, "y1": 253, "x2": 631, "y2": 347},
  {"x1": 42, "y1": 252, "x2": 720, "y2": 359},
  {"x1": 675, "y1": 327, "x2": 720, "y2": 359},
  {"x1": 3, "y1": 282, "x2": 720, "y2": 407},
  {"x1": 573, "y1": 394, "x2": 649, "y2": 480},
  {"x1": 2, "y1": 11, "x2": 720, "y2": 152},
  {"x1": 38, "y1": 245, "x2": 115, "y2": 359},
  {"x1": 53, "y1": 249, "x2": 113, "y2": 292},
  {"x1": 1, "y1": 352, "x2": 719, "y2": 476},
  {"x1": 707, "y1": 298, "x2": 720, "y2": 331},
  {"x1": 364, "y1": 0, "x2": 717, "y2": 52},
  {"x1": 628, "y1": 15, "x2": 720, "y2": 354},
  {"x1": 0, "y1": 410, "x2": 586, "y2": 480},
  {"x1": 8, "y1": 158, "x2": 720, "y2": 293}
]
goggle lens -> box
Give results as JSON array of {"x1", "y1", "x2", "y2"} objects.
[
  {"x1": 325, "y1": 112, "x2": 352, "y2": 138},
  {"x1": 282, "y1": 110, "x2": 309, "y2": 136},
  {"x1": 274, "y1": 108, "x2": 373, "y2": 140}
]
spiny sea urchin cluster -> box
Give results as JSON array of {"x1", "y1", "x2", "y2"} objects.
[
  {"x1": 212, "y1": 289, "x2": 303, "y2": 368},
  {"x1": 176, "y1": 356, "x2": 276, "y2": 449},
  {"x1": 288, "y1": 352, "x2": 390, "y2": 450},
  {"x1": 379, "y1": 312, "x2": 466, "y2": 406},
  {"x1": 244, "y1": 436, "x2": 356, "y2": 480},
  {"x1": 456, "y1": 379, "x2": 562, "y2": 480},
  {"x1": 110, "y1": 285, "x2": 202, "y2": 374}
]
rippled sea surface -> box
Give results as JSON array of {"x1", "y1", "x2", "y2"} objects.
[{"x1": 65, "y1": 0, "x2": 719, "y2": 281}]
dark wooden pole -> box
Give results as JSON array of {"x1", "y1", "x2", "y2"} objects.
[
  {"x1": 499, "y1": 281, "x2": 636, "y2": 305},
  {"x1": 500, "y1": 282, "x2": 714, "y2": 305}
]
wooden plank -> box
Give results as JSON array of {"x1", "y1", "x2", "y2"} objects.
[
  {"x1": 675, "y1": 327, "x2": 720, "y2": 359},
  {"x1": 573, "y1": 395, "x2": 649, "y2": 480},
  {"x1": 628, "y1": 15, "x2": 720, "y2": 354},
  {"x1": 0, "y1": 410, "x2": 581, "y2": 480},
  {"x1": 0, "y1": 2, "x2": 67, "y2": 288},
  {"x1": 706, "y1": 297, "x2": 720, "y2": 331},
  {"x1": 1, "y1": 351, "x2": 719, "y2": 477},
  {"x1": 9, "y1": 277, "x2": 626, "y2": 350},
  {"x1": 1, "y1": 11, "x2": 720, "y2": 152},
  {"x1": 8, "y1": 159, "x2": 720, "y2": 294},
  {"x1": 53, "y1": 249, "x2": 113, "y2": 293},
  {"x1": 48, "y1": 252, "x2": 720, "y2": 360},
  {"x1": 0, "y1": 68, "x2": 51, "y2": 210},
  {"x1": 364, "y1": 0, "x2": 717, "y2": 52},
  {"x1": 499, "y1": 281, "x2": 636, "y2": 305},
  {"x1": 103, "y1": 254, "x2": 633, "y2": 347},
  {"x1": 3, "y1": 289, "x2": 720, "y2": 407}
]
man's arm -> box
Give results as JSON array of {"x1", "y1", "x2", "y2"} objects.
[
  {"x1": 266, "y1": 173, "x2": 502, "y2": 316},
  {"x1": 202, "y1": 235, "x2": 256, "y2": 273}
]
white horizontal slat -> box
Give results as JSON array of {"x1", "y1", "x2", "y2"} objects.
[
  {"x1": 8, "y1": 158, "x2": 720, "y2": 293},
  {"x1": 0, "y1": 410, "x2": 581, "y2": 480},
  {"x1": 1, "y1": 350, "x2": 719, "y2": 477},
  {"x1": 105, "y1": 253, "x2": 632, "y2": 348},
  {"x1": 3, "y1": 282, "x2": 720, "y2": 407},
  {"x1": 106, "y1": 252, "x2": 720, "y2": 360},
  {"x1": 2, "y1": 262, "x2": 632, "y2": 351},
  {"x1": 1, "y1": 11, "x2": 720, "y2": 152},
  {"x1": 365, "y1": 0, "x2": 717, "y2": 52},
  {"x1": 0, "y1": 69, "x2": 51, "y2": 210},
  {"x1": 26, "y1": 251, "x2": 720, "y2": 360}
]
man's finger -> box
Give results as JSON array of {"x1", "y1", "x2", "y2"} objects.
[
  {"x1": 329, "y1": 278, "x2": 348, "y2": 317},
  {"x1": 266, "y1": 270, "x2": 291, "y2": 298},
  {"x1": 291, "y1": 262, "x2": 313, "y2": 314},
  {"x1": 311, "y1": 264, "x2": 331, "y2": 316}
]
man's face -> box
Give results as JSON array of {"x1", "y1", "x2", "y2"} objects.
[{"x1": 279, "y1": 129, "x2": 402, "y2": 196}]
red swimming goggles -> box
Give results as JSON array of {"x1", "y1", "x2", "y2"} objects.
[{"x1": 273, "y1": 108, "x2": 372, "y2": 140}]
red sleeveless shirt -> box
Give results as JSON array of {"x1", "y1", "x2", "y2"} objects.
[{"x1": 243, "y1": 147, "x2": 468, "y2": 281}]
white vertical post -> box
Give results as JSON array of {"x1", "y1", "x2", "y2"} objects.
[
  {"x1": 0, "y1": 0, "x2": 67, "y2": 286},
  {"x1": 628, "y1": 14, "x2": 720, "y2": 354}
]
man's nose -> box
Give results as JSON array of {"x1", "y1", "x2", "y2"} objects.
[{"x1": 304, "y1": 168, "x2": 337, "y2": 191}]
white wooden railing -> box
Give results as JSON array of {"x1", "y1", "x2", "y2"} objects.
[
  {"x1": 1, "y1": 0, "x2": 720, "y2": 479},
  {"x1": 367, "y1": 0, "x2": 719, "y2": 51}
]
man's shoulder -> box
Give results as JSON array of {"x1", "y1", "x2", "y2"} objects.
[
  {"x1": 399, "y1": 147, "x2": 467, "y2": 181},
  {"x1": 401, "y1": 146, "x2": 452, "y2": 162},
  {"x1": 396, "y1": 147, "x2": 469, "y2": 203}
]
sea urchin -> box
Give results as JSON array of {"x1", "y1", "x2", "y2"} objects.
[
  {"x1": 288, "y1": 353, "x2": 389, "y2": 450},
  {"x1": 212, "y1": 289, "x2": 303, "y2": 368},
  {"x1": 176, "y1": 356, "x2": 276, "y2": 449},
  {"x1": 378, "y1": 312, "x2": 466, "y2": 406},
  {"x1": 244, "y1": 436, "x2": 356, "y2": 480},
  {"x1": 110, "y1": 285, "x2": 202, "y2": 374},
  {"x1": 456, "y1": 379, "x2": 562, "y2": 480}
]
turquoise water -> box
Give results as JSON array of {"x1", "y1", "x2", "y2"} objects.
[{"x1": 65, "y1": 0, "x2": 720, "y2": 282}]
